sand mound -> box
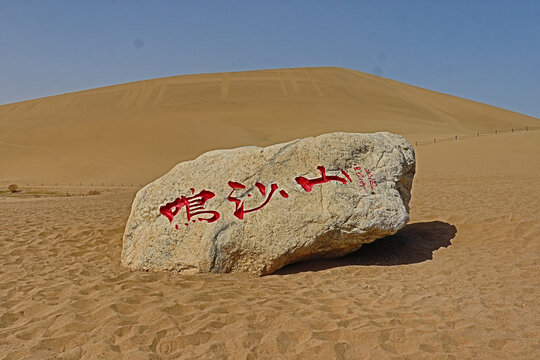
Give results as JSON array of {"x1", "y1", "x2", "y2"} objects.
[{"x1": 1, "y1": 67, "x2": 538, "y2": 187}]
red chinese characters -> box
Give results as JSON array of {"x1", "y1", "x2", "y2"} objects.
[
  {"x1": 352, "y1": 164, "x2": 367, "y2": 191},
  {"x1": 295, "y1": 166, "x2": 351, "y2": 192},
  {"x1": 353, "y1": 163, "x2": 377, "y2": 190},
  {"x1": 158, "y1": 163, "x2": 377, "y2": 229},
  {"x1": 228, "y1": 181, "x2": 289, "y2": 220},
  {"x1": 159, "y1": 188, "x2": 220, "y2": 229},
  {"x1": 364, "y1": 169, "x2": 377, "y2": 189}
]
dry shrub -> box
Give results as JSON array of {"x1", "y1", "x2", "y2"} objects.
[
  {"x1": 88, "y1": 190, "x2": 101, "y2": 196},
  {"x1": 8, "y1": 184, "x2": 19, "y2": 193}
]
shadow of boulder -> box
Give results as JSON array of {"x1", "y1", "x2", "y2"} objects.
[{"x1": 274, "y1": 221, "x2": 456, "y2": 275}]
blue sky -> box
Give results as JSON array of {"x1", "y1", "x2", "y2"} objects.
[{"x1": 1, "y1": 1, "x2": 538, "y2": 117}]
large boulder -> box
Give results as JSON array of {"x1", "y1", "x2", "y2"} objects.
[{"x1": 121, "y1": 132, "x2": 415, "y2": 275}]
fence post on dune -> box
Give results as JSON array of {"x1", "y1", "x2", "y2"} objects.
[
  {"x1": 526, "y1": 125, "x2": 528, "y2": 131},
  {"x1": 415, "y1": 141, "x2": 417, "y2": 146},
  {"x1": 512, "y1": 128, "x2": 514, "y2": 132},
  {"x1": 477, "y1": 132, "x2": 479, "y2": 137},
  {"x1": 495, "y1": 130, "x2": 497, "y2": 134},
  {"x1": 455, "y1": 135, "x2": 457, "y2": 140},
  {"x1": 434, "y1": 138, "x2": 436, "y2": 143}
]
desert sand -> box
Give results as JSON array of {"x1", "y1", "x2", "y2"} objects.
[
  {"x1": 1, "y1": 67, "x2": 539, "y2": 359},
  {"x1": 1, "y1": 67, "x2": 538, "y2": 187}
]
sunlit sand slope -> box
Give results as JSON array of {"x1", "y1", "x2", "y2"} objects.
[{"x1": 1, "y1": 67, "x2": 538, "y2": 185}]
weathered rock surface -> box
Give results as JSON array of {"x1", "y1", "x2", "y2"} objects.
[{"x1": 122, "y1": 132, "x2": 415, "y2": 275}]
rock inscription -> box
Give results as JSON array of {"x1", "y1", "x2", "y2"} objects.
[
  {"x1": 122, "y1": 132, "x2": 415, "y2": 275},
  {"x1": 159, "y1": 164, "x2": 376, "y2": 229}
]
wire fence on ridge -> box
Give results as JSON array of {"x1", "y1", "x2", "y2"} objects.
[{"x1": 413, "y1": 125, "x2": 540, "y2": 147}]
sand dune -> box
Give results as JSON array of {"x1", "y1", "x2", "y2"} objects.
[
  {"x1": 1, "y1": 67, "x2": 538, "y2": 186},
  {"x1": 1, "y1": 68, "x2": 539, "y2": 358}
]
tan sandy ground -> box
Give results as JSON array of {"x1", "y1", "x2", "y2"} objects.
[
  {"x1": 1, "y1": 68, "x2": 539, "y2": 359},
  {"x1": 0, "y1": 131, "x2": 538, "y2": 359}
]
